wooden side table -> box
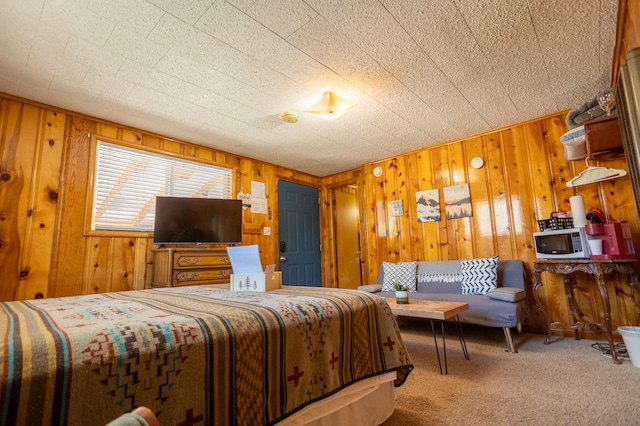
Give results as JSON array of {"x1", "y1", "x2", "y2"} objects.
[
  {"x1": 532, "y1": 259, "x2": 639, "y2": 364},
  {"x1": 387, "y1": 299, "x2": 469, "y2": 374}
]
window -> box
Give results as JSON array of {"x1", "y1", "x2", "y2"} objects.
[{"x1": 91, "y1": 140, "x2": 233, "y2": 232}]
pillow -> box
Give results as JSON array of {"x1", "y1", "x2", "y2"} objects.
[
  {"x1": 417, "y1": 273, "x2": 462, "y2": 284},
  {"x1": 461, "y1": 256, "x2": 498, "y2": 295},
  {"x1": 416, "y1": 260, "x2": 462, "y2": 284},
  {"x1": 560, "y1": 125, "x2": 586, "y2": 160},
  {"x1": 381, "y1": 262, "x2": 417, "y2": 292},
  {"x1": 487, "y1": 287, "x2": 527, "y2": 302}
]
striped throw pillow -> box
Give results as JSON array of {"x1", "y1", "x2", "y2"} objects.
[{"x1": 461, "y1": 256, "x2": 498, "y2": 295}]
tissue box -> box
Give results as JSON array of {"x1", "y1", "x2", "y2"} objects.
[{"x1": 230, "y1": 272, "x2": 282, "y2": 292}]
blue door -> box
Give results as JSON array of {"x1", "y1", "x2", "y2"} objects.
[{"x1": 277, "y1": 181, "x2": 321, "y2": 286}]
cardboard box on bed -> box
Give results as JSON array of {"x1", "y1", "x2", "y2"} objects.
[
  {"x1": 227, "y1": 245, "x2": 281, "y2": 292},
  {"x1": 230, "y1": 271, "x2": 282, "y2": 292}
]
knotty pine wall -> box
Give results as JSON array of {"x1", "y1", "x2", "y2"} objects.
[
  {"x1": 320, "y1": 0, "x2": 640, "y2": 335},
  {"x1": 2, "y1": 102, "x2": 640, "y2": 335},
  {"x1": 612, "y1": 0, "x2": 640, "y2": 85},
  {"x1": 323, "y1": 112, "x2": 640, "y2": 335},
  {"x1": 0, "y1": 94, "x2": 320, "y2": 301}
]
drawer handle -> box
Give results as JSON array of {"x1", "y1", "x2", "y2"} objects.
[
  {"x1": 180, "y1": 257, "x2": 201, "y2": 265},
  {"x1": 221, "y1": 257, "x2": 230, "y2": 263},
  {"x1": 219, "y1": 271, "x2": 228, "y2": 276},
  {"x1": 176, "y1": 271, "x2": 199, "y2": 281}
]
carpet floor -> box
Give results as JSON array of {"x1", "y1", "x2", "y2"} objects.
[{"x1": 382, "y1": 319, "x2": 639, "y2": 426}]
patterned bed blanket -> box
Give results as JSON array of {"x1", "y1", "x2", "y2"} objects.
[{"x1": 0, "y1": 285, "x2": 412, "y2": 425}]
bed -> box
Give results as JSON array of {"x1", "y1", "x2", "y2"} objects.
[{"x1": 0, "y1": 285, "x2": 413, "y2": 425}]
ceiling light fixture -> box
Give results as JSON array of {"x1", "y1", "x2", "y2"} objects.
[{"x1": 304, "y1": 91, "x2": 358, "y2": 120}]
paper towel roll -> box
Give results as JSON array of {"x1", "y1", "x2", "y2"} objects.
[{"x1": 570, "y1": 195, "x2": 586, "y2": 228}]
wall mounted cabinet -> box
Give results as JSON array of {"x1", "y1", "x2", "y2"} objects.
[{"x1": 585, "y1": 115, "x2": 623, "y2": 156}]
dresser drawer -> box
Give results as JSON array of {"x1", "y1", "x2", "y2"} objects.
[
  {"x1": 152, "y1": 248, "x2": 232, "y2": 288},
  {"x1": 173, "y1": 251, "x2": 231, "y2": 268},
  {"x1": 173, "y1": 268, "x2": 232, "y2": 285}
]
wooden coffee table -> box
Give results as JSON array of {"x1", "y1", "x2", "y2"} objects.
[{"x1": 387, "y1": 299, "x2": 470, "y2": 374}]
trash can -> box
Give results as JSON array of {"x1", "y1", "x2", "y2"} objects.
[{"x1": 618, "y1": 326, "x2": 640, "y2": 368}]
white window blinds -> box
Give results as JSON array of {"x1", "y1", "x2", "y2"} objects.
[{"x1": 92, "y1": 141, "x2": 233, "y2": 231}]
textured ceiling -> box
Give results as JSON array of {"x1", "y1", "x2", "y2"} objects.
[{"x1": 0, "y1": 0, "x2": 618, "y2": 177}]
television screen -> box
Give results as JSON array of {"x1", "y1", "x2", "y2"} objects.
[{"x1": 153, "y1": 196, "x2": 242, "y2": 244}]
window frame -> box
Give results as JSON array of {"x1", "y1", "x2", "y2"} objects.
[{"x1": 84, "y1": 134, "x2": 236, "y2": 237}]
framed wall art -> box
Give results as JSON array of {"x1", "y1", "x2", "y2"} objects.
[
  {"x1": 415, "y1": 189, "x2": 440, "y2": 222},
  {"x1": 390, "y1": 199, "x2": 404, "y2": 217},
  {"x1": 443, "y1": 184, "x2": 472, "y2": 219}
]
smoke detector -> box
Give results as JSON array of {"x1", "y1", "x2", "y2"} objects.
[{"x1": 280, "y1": 111, "x2": 298, "y2": 123}]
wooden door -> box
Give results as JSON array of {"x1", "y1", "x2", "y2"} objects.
[
  {"x1": 334, "y1": 188, "x2": 362, "y2": 289},
  {"x1": 277, "y1": 181, "x2": 321, "y2": 286}
]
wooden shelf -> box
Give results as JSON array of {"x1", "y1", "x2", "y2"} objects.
[{"x1": 584, "y1": 115, "x2": 623, "y2": 157}]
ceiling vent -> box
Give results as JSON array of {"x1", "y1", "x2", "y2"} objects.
[{"x1": 280, "y1": 111, "x2": 299, "y2": 123}]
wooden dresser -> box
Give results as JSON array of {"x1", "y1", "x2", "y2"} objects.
[{"x1": 151, "y1": 247, "x2": 232, "y2": 288}]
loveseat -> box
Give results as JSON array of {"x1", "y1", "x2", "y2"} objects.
[{"x1": 358, "y1": 258, "x2": 530, "y2": 352}]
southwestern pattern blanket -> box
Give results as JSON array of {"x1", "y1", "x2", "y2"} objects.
[{"x1": 0, "y1": 285, "x2": 412, "y2": 425}]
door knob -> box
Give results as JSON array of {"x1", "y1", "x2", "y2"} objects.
[{"x1": 279, "y1": 256, "x2": 287, "y2": 262}]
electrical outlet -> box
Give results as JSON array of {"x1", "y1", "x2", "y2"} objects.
[{"x1": 263, "y1": 226, "x2": 271, "y2": 236}]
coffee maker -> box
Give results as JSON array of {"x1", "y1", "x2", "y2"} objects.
[{"x1": 585, "y1": 221, "x2": 636, "y2": 259}]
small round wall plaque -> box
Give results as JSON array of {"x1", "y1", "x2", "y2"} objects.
[{"x1": 471, "y1": 157, "x2": 484, "y2": 169}]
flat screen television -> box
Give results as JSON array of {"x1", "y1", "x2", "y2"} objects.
[{"x1": 153, "y1": 196, "x2": 242, "y2": 245}]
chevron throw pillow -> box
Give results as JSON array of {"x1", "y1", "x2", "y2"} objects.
[
  {"x1": 382, "y1": 262, "x2": 418, "y2": 292},
  {"x1": 461, "y1": 256, "x2": 498, "y2": 295}
]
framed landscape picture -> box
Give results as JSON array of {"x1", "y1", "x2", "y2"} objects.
[
  {"x1": 415, "y1": 189, "x2": 440, "y2": 222},
  {"x1": 443, "y1": 184, "x2": 472, "y2": 219},
  {"x1": 390, "y1": 199, "x2": 404, "y2": 217}
]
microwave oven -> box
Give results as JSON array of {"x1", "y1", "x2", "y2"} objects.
[{"x1": 533, "y1": 228, "x2": 589, "y2": 259}]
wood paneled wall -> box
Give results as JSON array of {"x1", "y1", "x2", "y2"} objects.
[
  {"x1": 0, "y1": 94, "x2": 319, "y2": 301},
  {"x1": 3, "y1": 33, "x2": 640, "y2": 338},
  {"x1": 612, "y1": 0, "x2": 640, "y2": 84},
  {"x1": 322, "y1": 113, "x2": 640, "y2": 335}
]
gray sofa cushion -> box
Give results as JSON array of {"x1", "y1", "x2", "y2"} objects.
[
  {"x1": 488, "y1": 287, "x2": 527, "y2": 302},
  {"x1": 378, "y1": 290, "x2": 527, "y2": 328},
  {"x1": 416, "y1": 260, "x2": 462, "y2": 293},
  {"x1": 497, "y1": 260, "x2": 526, "y2": 289}
]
